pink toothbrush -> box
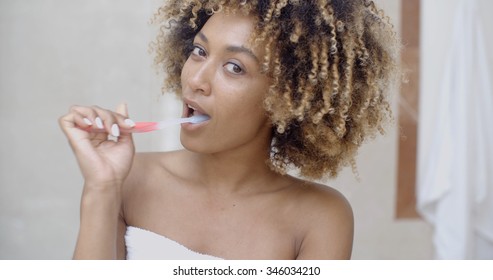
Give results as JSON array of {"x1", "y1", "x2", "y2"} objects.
[{"x1": 82, "y1": 114, "x2": 210, "y2": 133}]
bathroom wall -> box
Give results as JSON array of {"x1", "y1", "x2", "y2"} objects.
[{"x1": 0, "y1": 0, "x2": 159, "y2": 259}]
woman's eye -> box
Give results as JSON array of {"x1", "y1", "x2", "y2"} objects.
[
  {"x1": 224, "y1": 62, "x2": 244, "y2": 74},
  {"x1": 191, "y1": 46, "x2": 206, "y2": 57}
]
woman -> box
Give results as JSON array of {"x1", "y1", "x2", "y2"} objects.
[{"x1": 59, "y1": 0, "x2": 399, "y2": 259}]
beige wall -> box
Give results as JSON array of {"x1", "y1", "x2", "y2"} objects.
[
  {"x1": 5, "y1": 0, "x2": 484, "y2": 259},
  {"x1": 0, "y1": 0, "x2": 160, "y2": 259}
]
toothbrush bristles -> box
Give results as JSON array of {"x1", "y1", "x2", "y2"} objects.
[{"x1": 191, "y1": 115, "x2": 210, "y2": 123}]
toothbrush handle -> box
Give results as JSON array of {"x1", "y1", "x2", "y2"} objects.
[
  {"x1": 130, "y1": 122, "x2": 159, "y2": 133},
  {"x1": 79, "y1": 122, "x2": 158, "y2": 134},
  {"x1": 131, "y1": 117, "x2": 195, "y2": 132},
  {"x1": 79, "y1": 118, "x2": 195, "y2": 134}
]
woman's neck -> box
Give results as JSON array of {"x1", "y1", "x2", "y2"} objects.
[{"x1": 185, "y1": 143, "x2": 283, "y2": 195}]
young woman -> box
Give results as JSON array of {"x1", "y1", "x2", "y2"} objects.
[{"x1": 59, "y1": 0, "x2": 399, "y2": 259}]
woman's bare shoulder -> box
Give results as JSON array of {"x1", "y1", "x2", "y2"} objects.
[
  {"x1": 287, "y1": 178, "x2": 354, "y2": 259},
  {"x1": 286, "y1": 178, "x2": 351, "y2": 214}
]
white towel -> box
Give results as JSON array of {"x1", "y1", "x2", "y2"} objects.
[
  {"x1": 125, "y1": 226, "x2": 223, "y2": 260},
  {"x1": 417, "y1": 0, "x2": 493, "y2": 259}
]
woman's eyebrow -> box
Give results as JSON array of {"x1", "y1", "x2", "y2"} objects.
[
  {"x1": 196, "y1": 31, "x2": 259, "y2": 63},
  {"x1": 225, "y1": 45, "x2": 260, "y2": 63},
  {"x1": 196, "y1": 32, "x2": 208, "y2": 43}
]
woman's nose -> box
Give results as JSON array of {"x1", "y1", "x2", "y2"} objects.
[{"x1": 187, "y1": 62, "x2": 213, "y2": 96}]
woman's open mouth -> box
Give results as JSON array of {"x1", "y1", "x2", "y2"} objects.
[
  {"x1": 187, "y1": 104, "x2": 207, "y2": 117},
  {"x1": 182, "y1": 100, "x2": 211, "y2": 129},
  {"x1": 184, "y1": 100, "x2": 210, "y2": 119}
]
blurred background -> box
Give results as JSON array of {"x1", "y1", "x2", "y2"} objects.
[{"x1": 1, "y1": 0, "x2": 492, "y2": 259}]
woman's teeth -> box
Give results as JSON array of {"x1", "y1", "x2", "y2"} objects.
[{"x1": 187, "y1": 104, "x2": 207, "y2": 117}]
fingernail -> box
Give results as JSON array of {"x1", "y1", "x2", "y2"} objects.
[
  {"x1": 111, "y1": 124, "x2": 120, "y2": 137},
  {"x1": 95, "y1": 117, "x2": 104, "y2": 129},
  {"x1": 83, "y1": 118, "x2": 93, "y2": 125},
  {"x1": 124, "y1": 119, "x2": 136, "y2": 127}
]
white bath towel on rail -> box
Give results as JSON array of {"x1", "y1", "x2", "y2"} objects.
[{"x1": 417, "y1": 0, "x2": 493, "y2": 259}]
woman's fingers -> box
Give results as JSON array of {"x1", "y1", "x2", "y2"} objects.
[
  {"x1": 59, "y1": 104, "x2": 136, "y2": 188},
  {"x1": 114, "y1": 103, "x2": 135, "y2": 142},
  {"x1": 116, "y1": 102, "x2": 128, "y2": 117},
  {"x1": 66, "y1": 105, "x2": 135, "y2": 137},
  {"x1": 58, "y1": 104, "x2": 138, "y2": 156}
]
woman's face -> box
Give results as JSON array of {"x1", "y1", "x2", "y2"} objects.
[{"x1": 180, "y1": 12, "x2": 272, "y2": 155}]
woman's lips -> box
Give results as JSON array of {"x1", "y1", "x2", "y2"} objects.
[
  {"x1": 180, "y1": 99, "x2": 210, "y2": 131},
  {"x1": 183, "y1": 99, "x2": 210, "y2": 118}
]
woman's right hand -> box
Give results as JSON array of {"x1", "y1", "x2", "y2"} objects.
[{"x1": 59, "y1": 103, "x2": 136, "y2": 191}]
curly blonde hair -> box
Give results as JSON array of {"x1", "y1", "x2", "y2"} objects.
[{"x1": 151, "y1": 0, "x2": 400, "y2": 179}]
